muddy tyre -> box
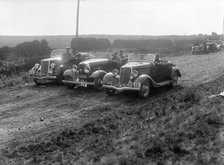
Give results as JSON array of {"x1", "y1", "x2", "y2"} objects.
[
  {"x1": 94, "y1": 78, "x2": 103, "y2": 91},
  {"x1": 169, "y1": 71, "x2": 178, "y2": 88},
  {"x1": 139, "y1": 79, "x2": 151, "y2": 98},
  {"x1": 65, "y1": 76, "x2": 74, "y2": 89},
  {"x1": 33, "y1": 79, "x2": 41, "y2": 85},
  {"x1": 105, "y1": 88, "x2": 115, "y2": 96}
]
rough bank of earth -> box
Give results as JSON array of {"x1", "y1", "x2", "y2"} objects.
[{"x1": 1, "y1": 74, "x2": 224, "y2": 165}]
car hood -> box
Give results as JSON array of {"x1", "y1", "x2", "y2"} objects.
[
  {"x1": 42, "y1": 56, "x2": 62, "y2": 62},
  {"x1": 80, "y1": 58, "x2": 109, "y2": 66},
  {"x1": 122, "y1": 61, "x2": 152, "y2": 69}
]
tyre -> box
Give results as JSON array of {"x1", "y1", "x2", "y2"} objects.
[
  {"x1": 57, "y1": 76, "x2": 63, "y2": 85},
  {"x1": 94, "y1": 78, "x2": 103, "y2": 91},
  {"x1": 33, "y1": 79, "x2": 41, "y2": 85},
  {"x1": 65, "y1": 76, "x2": 74, "y2": 89},
  {"x1": 56, "y1": 70, "x2": 64, "y2": 85},
  {"x1": 169, "y1": 71, "x2": 178, "y2": 88},
  {"x1": 139, "y1": 79, "x2": 151, "y2": 98},
  {"x1": 105, "y1": 88, "x2": 115, "y2": 96}
]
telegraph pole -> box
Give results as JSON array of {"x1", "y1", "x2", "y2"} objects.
[
  {"x1": 222, "y1": 16, "x2": 224, "y2": 38},
  {"x1": 76, "y1": 0, "x2": 80, "y2": 39},
  {"x1": 75, "y1": 0, "x2": 80, "y2": 51}
]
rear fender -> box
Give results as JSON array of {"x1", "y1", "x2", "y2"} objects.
[{"x1": 90, "y1": 70, "x2": 107, "y2": 79}]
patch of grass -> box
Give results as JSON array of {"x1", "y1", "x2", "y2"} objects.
[
  {"x1": 182, "y1": 87, "x2": 201, "y2": 103},
  {"x1": 0, "y1": 72, "x2": 32, "y2": 88}
]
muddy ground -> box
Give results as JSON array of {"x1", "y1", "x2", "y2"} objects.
[{"x1": 1, "y1": 51, "x2": 224, "y2": 164}]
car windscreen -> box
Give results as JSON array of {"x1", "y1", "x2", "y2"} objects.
[
  {"x1": 128, "y1": 54, "x2": 155, "y2": 62},
  {"x1": 51, "y1": 49, "x2": 66, "y2": 57}
]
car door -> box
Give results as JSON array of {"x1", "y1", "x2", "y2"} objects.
[{"x1": 152, "y1": 62, "x2": 164, "y2": 83}]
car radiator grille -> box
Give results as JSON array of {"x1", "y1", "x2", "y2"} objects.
[
  {"x1": 120, "y1": 68, "x2": 131, "y2": 84},
  {"x1": 41, "y1": 61, "x2": 49, "y2": 75}
]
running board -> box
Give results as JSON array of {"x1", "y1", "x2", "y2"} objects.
[{"x1": 153, "y1": 80, "x2": 171, "y2": 87}]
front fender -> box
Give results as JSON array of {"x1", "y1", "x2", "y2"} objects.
[
  {"x1": 90, "y1": 70, "x2": 107, "y2": 79},
  {"x1": 63, "y1": 69, "x2": 73, "y2": 77},
  {"x1": 172, "y1": 67, "x2": 181, "y2": 77},
  {"x1": 103, "y1": 72, "x2": 119, "y2": 85},
  {"x1": 134, "y1": 74, "x2": 158, "y2": 87}
]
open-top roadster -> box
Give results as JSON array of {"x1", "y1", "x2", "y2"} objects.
[
  {"x1": 102, "y1": 53, "x2": 181, "y2": 98},
  {"x1": 62, "y1": 54, "x2": 128, "y2": 90},
  {"x1": 29, "y1": 49, "x2": 95, "y2": 85}
]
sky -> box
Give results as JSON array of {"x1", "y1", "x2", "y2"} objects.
[{"x1": 0, "y1": 0, "x2": 224, "y2": 36}]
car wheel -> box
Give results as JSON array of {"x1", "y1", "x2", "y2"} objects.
[
  {"x1": 170, "y1": 71, "x2": 178, "y2": 88},
  {"x1": 94, "y1": 78, "x2": 103, "y2": 91},
  {"x1": 57, "y1": 76, "x2": 63, "y2": 85},
  {"x1": 105, "y1": 88, "x2": 115, "y2": 96},
  {"x1": 139, "y1": 79, "x2": 151, "y2": 98},
  {"x1": 33, "y1": 79, "x2": 41, "y2": 85},
  {"x1": 56, "y1": 70, "x2": 64, "y2": 85},
  {"x1": 65, "y1": 76, "x2": 74, "y2": 89}
]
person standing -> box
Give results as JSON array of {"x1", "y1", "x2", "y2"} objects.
[{"x1": 62, "y1": 47, "x2": 74, "y2": 68}]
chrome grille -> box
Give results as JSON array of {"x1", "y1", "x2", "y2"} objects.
[
  {"x1": 120, "y1": 68, "x2": 131, "y2": 84},
  {"x1": 41, "y1": 61, "x2": 48, "y2": 75}
]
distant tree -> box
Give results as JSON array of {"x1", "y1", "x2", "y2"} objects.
[
  {"x1": 211, "y1": 32, "x2": 219, "y2": 40},
  {"x1": 112, "y1": 39, "x2": 173, "y2": 49},
  {"x1": 15, "y1": 39, "x2": 51, "y2": 58},
  {"x1": 0, "y1": 46, "x2": 13, "y2": 60},
  {"x1": 71, "y1": 38, "x2": 111, "y2": 51}
]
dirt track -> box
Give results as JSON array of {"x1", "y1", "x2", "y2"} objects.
[{"x1": 1, "y1": 51, "x2": 224, "y2": 164}]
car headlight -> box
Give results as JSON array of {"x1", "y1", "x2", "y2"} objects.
[
  {"x1": 72, "y1": 65, "x2": 77, "y2": 72},
  {"x1": 131, "y1": 70, "x2": 138, "y2": 78},
  {"x1": 84, "y1": 65, "x2": 90, "y2": 73},
  {"x1": 50, "y1": 63, "x2": 55, "y2": 69},
  {"x1": 112, "y1": 69, "x2": 118, "y2": 77},
  {"x1": 33, "y1": 63, "x2": 40, "y2": 70}
]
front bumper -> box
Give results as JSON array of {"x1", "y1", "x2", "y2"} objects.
[
  {"x1": 102, "y1": 84, "x2": 140, "y2": 92},
  {"x1": 62, "y1": 80, "x2": 95, "y2": 87}
]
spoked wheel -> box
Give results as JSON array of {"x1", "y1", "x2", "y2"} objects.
[
  {"x1": 94, "y1": 78, "x2": 103, "y2": 91},
  {"x1": 105, "y1": 88, "x2": 115, "y2": 96},
  {"x1": 65, "y1": 76, "x2": 75, "y2": 89},
  {"x1": 170, "y1": 71, "x2": 178, "y2": 88},
  {"x1": 139, "y1": 79, "x2": 151, "y2": 98}
]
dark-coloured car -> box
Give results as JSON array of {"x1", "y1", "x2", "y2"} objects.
[
  {"x1": 29, "y1": 49, "x2": 95, "y2": 85},
  {"x1": 62, "y1": 54, "x2": 128, "y2": 90},
  {"x1": 102, "y1": 53, "x2": 181, "y2": 98}
]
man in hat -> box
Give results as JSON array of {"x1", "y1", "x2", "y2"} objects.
[{"x1": 62, "y1": 47, "x2": 74, "y2": 68}]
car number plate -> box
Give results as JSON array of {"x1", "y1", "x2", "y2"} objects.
[
  {"x1": 79, "y1": 75, "x2": 87, "y2": 79},
  {"x1": 80, "y1": 82, "x2": 87, "y2": 87}
]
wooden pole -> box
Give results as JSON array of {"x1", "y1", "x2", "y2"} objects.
[{"x1": 76, "y1": 0, "x2": 80, "y2": 39}]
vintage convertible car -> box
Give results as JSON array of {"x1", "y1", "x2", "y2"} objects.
[
  {"x1": 62, "y1": 55, "x2": 128, "y2": 90},
  {"x1": 102, "y1": 53, "x2": 181, "y2": 98},
  {"x1": 29, "y1": 49, "x2": 95, "y2": 85}
]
